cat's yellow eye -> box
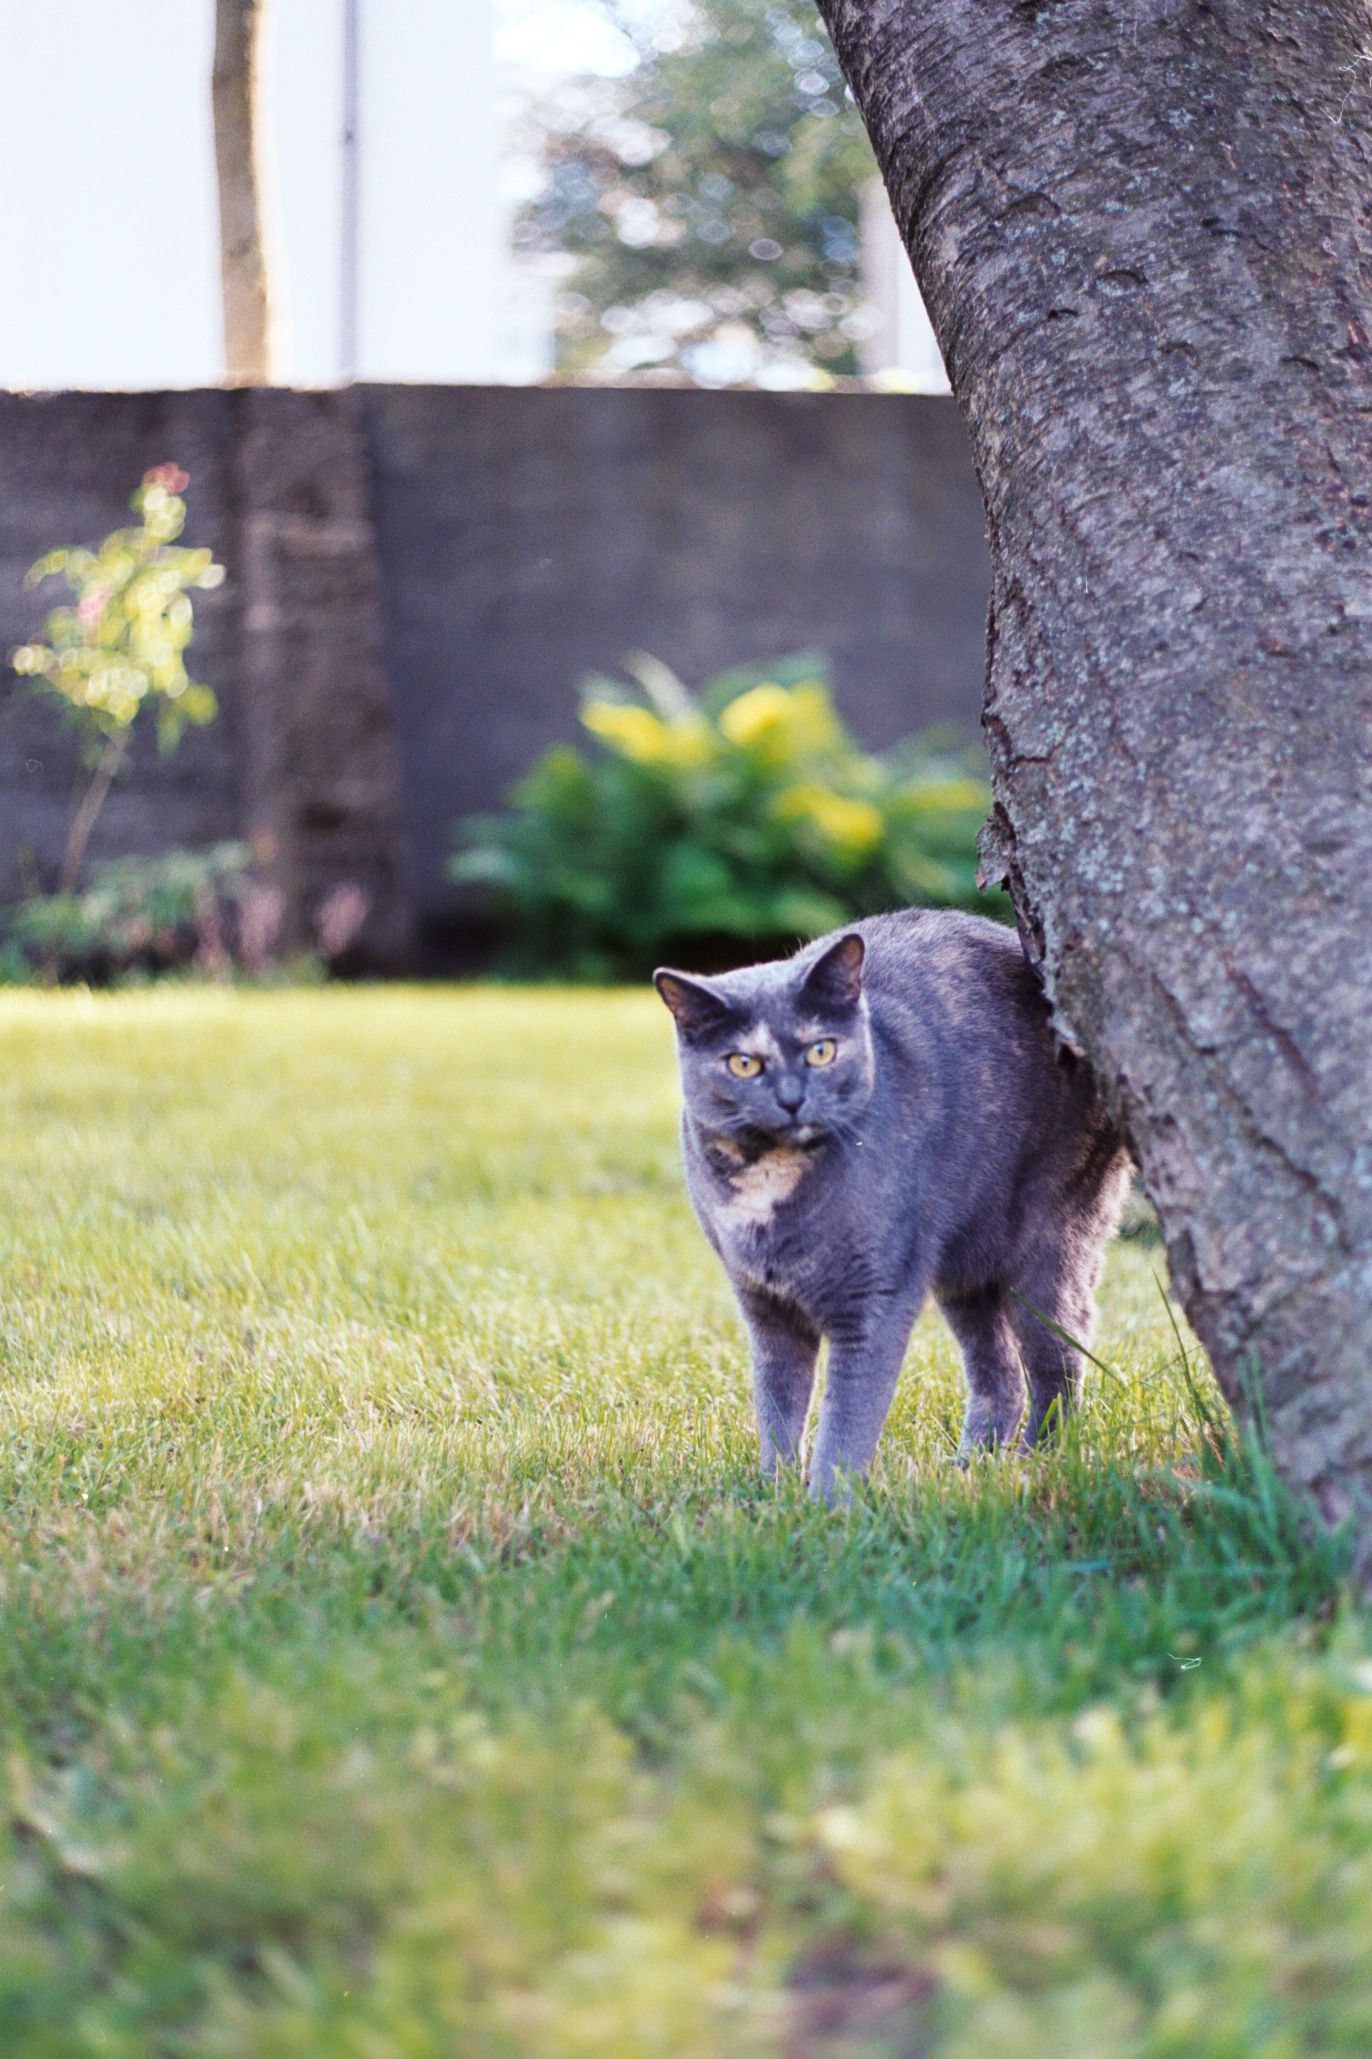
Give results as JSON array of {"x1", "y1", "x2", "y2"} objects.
[
  {"x1": 805, "y1": 1038, "x2": 838, "y2": 1068},
  {"x1": 727, "y1": 1052, "x2": 763, "y2": 1079}
]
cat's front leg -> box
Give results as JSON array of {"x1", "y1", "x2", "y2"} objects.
[
  {"x1": 807, "y1": 1302, "x2": 920, "y2": 1503},
  {"x1": 736, "y1": 1287, "x2": 820, "y2": 1475}
]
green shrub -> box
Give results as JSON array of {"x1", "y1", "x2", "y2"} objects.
[
  {"x1": 2, "y1": 847, "x2": 380, "y2": 988},
  {"x1": 452, "y1": 655, "x2": 1001, "y2": 979},
  {"x1": 2, "y1": 843, "x2": 270, "y2": 985}
]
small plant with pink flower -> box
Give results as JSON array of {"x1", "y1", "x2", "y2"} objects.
[{"x1": 12, "y1": 464, "x2": 225, "y2": 892}]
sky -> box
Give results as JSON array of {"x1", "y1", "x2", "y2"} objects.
[{"x1": 497, "y1": 0, "x2": 647, "y2": 76}]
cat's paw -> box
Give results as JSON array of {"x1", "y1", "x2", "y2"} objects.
[{"x1": 806, "y1": 1463, "x2": 858, "y2": 1508}]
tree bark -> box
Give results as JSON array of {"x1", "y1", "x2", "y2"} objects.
[
  {"x1": 814, "y1": 0, "x2": 1372, "y2": 1564},
  {"x1": 212, "y1": 0, "x2": 279, "y2": 384}
]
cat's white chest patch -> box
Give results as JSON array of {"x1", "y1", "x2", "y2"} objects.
[{"x1": 721, "y1": 1147, "x2": 811, "y2": 1228}]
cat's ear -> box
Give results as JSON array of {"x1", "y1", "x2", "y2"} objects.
[
  {"x1": 653, "y1": 968, "x2": 735, "y2": 1038},
  {"x1": 800, "y1": 932, "x2": 865, "y2": 1010}
]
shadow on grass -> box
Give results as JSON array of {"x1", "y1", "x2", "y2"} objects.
[{"x1": 0, "y1": 1346, "x2": 1350, "y2": 1766}]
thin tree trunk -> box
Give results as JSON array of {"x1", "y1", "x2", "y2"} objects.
[
  {"x1": 212, "y1": 0, "x2": 279, "y2": 385},
  {"x1": 814, "y1": 0, "x2": 1372, "y2": 1566},
  {"x1": 60, "y1": 729, "x2": 130, "y2": 897}
]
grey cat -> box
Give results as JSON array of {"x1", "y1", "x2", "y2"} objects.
[{"x1": 655, "y1": 909, "x2": 1131, "y2": 1499}]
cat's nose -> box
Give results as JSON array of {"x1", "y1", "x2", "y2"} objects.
[{"x1": 776, "y1": 1078, "x2": 805, "y2": 1115}]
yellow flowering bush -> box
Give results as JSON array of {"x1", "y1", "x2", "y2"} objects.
[
  {"x1": 718, "y1": 680, "x2": 845, "y2": 761},
  {"x1": 772, "y1": 782, "x2": 886, "y2": 861},
  {"x1": 581, "y1": 701, "x2": 714, "y2": 770},
  {"x1": 453, "y1": 655, "x2": 1001, "y2": 979}
]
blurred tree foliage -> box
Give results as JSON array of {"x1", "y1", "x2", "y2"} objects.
[{"x1": 520, "y1": 0, "x2": 881, "y2": 382}]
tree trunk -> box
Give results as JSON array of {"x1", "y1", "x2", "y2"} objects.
[
  {"x1": 814, "y1": 0, "x2": 1372, "y2": 1565},
  {"x1": 212, "y1": 0, "x2": 279, "y2": 384},
  {"x1": 59, "y1": 728, "x2": 130, "y2": 896}
]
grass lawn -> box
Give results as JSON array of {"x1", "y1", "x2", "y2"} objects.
[{"x1": 0, "y1": 985, "x2": 1367, "y2": 2057}]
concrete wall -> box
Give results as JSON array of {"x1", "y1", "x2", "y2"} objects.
[
  {"x1": 0, "y1": 390, "x2": 245, "y2": 893},
  {"x1": 0, "y1": 388, "x2": 411, "y2": 964},
  {"x1": 366, "y1": 385, "x2": 990, "y2": 951},
  {"x1": 0, "y1": 384, "x2": 990, "y2": 965}
]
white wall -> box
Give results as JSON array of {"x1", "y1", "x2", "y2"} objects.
[
  {"x1": 353, "y1": 0, "x2": 503, "y2": 382},
  {"x1": 859, "y1": 185, "x2": 949, "y2": 394},
  {"x1": 0, "y1": 0, "x2": 223, "y2": 388},
  {"x1": 274, "y1": 0, "x2": 345, "y2": 383},
  {"x1": 0, "y1": 0, "x2": 503, "y2": 389}
]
